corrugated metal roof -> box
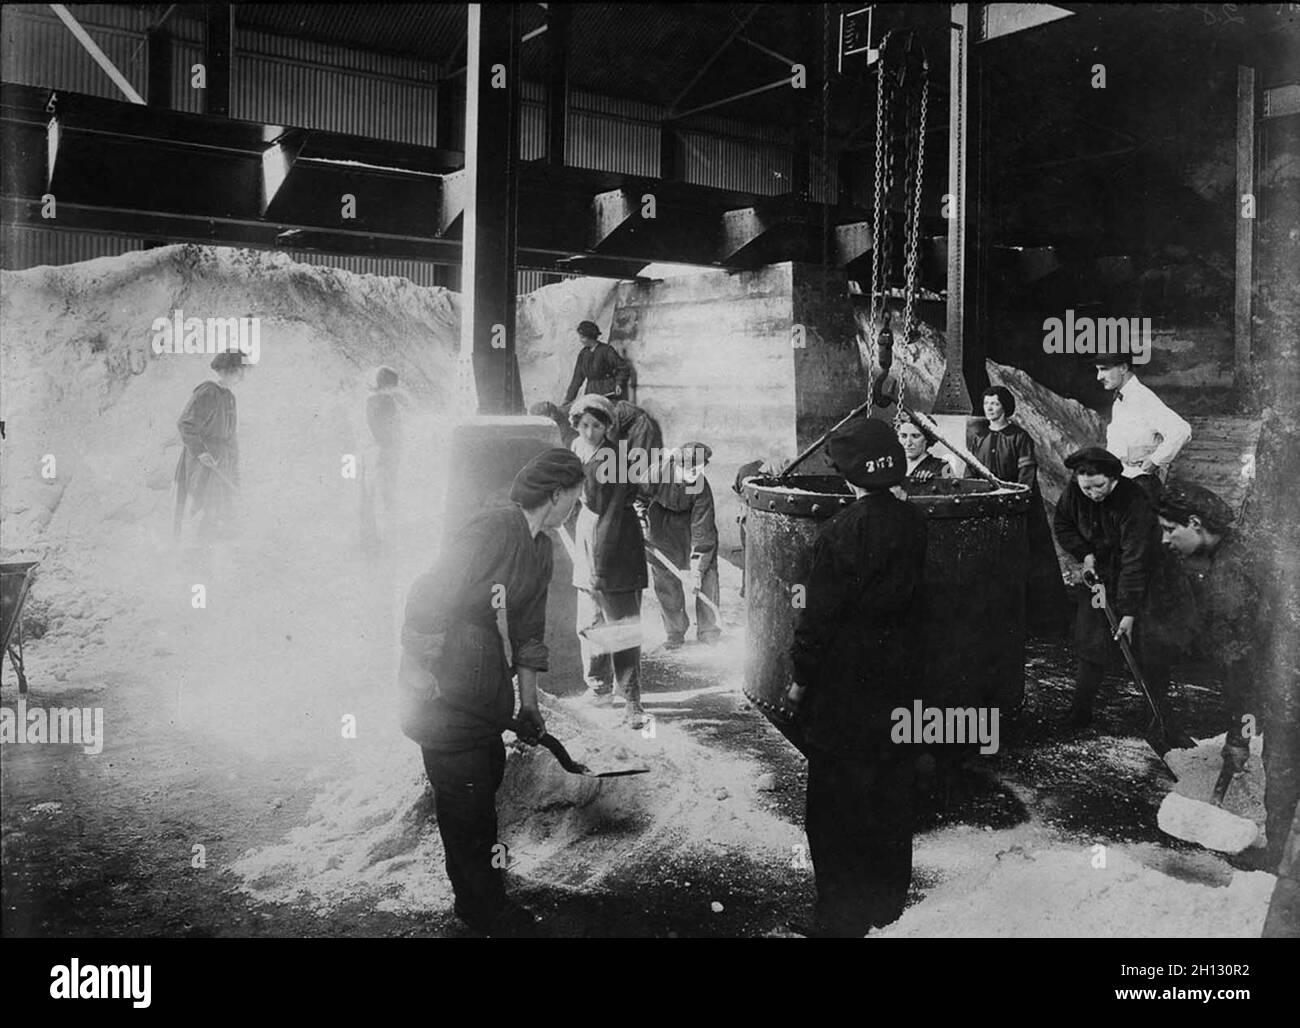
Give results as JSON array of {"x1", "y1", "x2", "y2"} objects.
[
  {"x1": 233, "y1": 4, "x2": 472, "y2": 64},
  {"x1": 228, "y1": 3, "x2": 825, "y2": 127}
]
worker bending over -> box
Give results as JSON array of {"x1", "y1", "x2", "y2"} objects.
[{"x1": 647, "y1": 441, "x2": 721, "y2": 649}]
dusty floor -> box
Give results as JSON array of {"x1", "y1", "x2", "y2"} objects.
[{"x1": 0, "y1": 527, "x2": 1278, "y2": 938}]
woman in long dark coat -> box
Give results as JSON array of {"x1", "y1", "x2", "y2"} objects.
[
  {"x1": 967, "y1": 386, "x2": 1068, "y2": 634},
  {"x1": 568, "y1": 394, "x2": 650, "y2": 728},
  {"x1": 173, "y1": 351, "x2": 245, "y2": 539}
]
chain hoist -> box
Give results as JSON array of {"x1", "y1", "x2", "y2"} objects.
[
  {"x1": 868, "y1": 29, "x2": 891, "y2": 330},
  {"x1": 865, "y1": 31, "x2": 930, "y2": 421}
]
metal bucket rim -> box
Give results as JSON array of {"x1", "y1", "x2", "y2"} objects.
[{"x1": 740, "y1": 474, "x2": 1031, "y2": 516}]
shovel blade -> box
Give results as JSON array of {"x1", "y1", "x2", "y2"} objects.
[
  {"x1": 579, "y1": 621, "x2": 642, "y2": 654},
  {"x1": 1157, "y1": 791, "x2": 1260, "y2": 854}
]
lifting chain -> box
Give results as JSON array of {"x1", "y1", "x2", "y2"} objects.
[
  {"x1": 867, "y1": 33, "x2": 929, "y2": 424},
  {"x1": 868, "y1": 30, "x2": 892, "y2": 330},
  {"x1": 894, "y1": 66, "x2": 929, "y2": 429},
  {"x1": 901, "y1": 68, "x2": 928, "y2": 348}
]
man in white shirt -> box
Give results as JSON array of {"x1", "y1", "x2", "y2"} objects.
[{"x1": 1096, "y1": 354, "x2": 1192, "y2": 502}]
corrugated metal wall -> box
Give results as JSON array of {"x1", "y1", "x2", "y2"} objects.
[
  {"x1": 2, "y1": 4, "x2": 822, "y2": 272},
  {"x1": 0, "y1": 225, "x2": 571, "y2": 295},
  {"x1": 0, "y1": 224, "x2": 143, "y2": 269},
  {"x1": 277, "y1": 248, "x2": 452, "y2": 288},
  {"x1": 566, "y1": 90, "x2": 662, "y2": 175},
  {"x1": 1, "y1": 5, "x2": 147, "y2": 101}
]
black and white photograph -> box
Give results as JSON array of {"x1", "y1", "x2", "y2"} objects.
[{"x1": 1, "y1": 0, "x2": 1297, "y2": 977}]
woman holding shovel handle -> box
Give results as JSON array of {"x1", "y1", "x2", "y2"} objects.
[
  {"x1": 1157, "y1": 481, "x2": 1298, "y2": 872},
  {"x1": 568, "y1": 394, "x2": 652, "y2": 729},
  {"x1": 1051, "y1": 446, "x2": 1195, "y2": 752},
  {"x1": 398, "y1": 448, "x2": 585, "y2": 937}
]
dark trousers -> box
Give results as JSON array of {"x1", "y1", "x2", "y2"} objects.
[
  {"x1": 578, "y1": 588, "x2": 642, "y2": 704},
  {"x1": 650, "y1": 560, "x2": 720, "y2": 642},
  {"x1": 1131, "y1": 472, "x2": 1163, "y2": 503},
  {"x1": 422, "y1": 738, "x2": 508, "y2": 925},
  {"x1": 1070, "y1": 586, "x2": 1182, "y2": 735},
  {"x1": 1072, "y1": 657, "x2": 1179, "y2": 735},
  {"x1": 805, "y1": 746, "x2": 915, "y2": 936}
]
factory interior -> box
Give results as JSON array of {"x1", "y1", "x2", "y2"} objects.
[{"x1": 1, "y1": 2, "x2": 1299, "y2": 944}]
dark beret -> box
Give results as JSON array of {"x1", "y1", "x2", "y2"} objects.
[
  {"x1": 577, "y1": 320, "x2": 602, "y2": 339},
  {"x1": 826, "y1": 416, "x2": 906, "y2": 490},
  {"x1": 1093, "y1": 353, "x2": 1132, "y2": 368},
  {"x1": 1064, "y1": 446, "x2": 1123, "y2": 479},
  {"x1": 510, "y1": 448, "x2": 585, "y2": 509}
]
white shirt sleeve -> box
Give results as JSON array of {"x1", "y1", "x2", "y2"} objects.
[{"x1": 1139, "y1": 383, "x2": 1192, "y2": 468}]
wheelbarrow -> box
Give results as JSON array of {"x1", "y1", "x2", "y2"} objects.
[{"x1": 1, "y1": 560, "x2": 40, "y2": 694}]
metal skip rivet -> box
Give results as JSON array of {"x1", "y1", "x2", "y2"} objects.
[{"x1": 811, "y1": 504, "x2": 821, "y2": 514}]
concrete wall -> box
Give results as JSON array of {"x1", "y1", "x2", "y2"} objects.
[
  {"x1": 791, "y1": 262, "x2": 871, "y2": 475},
  {"x1": 609, "y1": 265, "x2": 802, "y2": 557}
]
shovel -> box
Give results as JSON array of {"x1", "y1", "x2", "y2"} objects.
[
  {"x1": 578, "y1": 617, "x2": 643, "y2": 654},
  {"x1": 1082, "y1": 572, "x2": 1262, "y2": 853},
  {"x1": 510, "y1": 720, "x2": 649, "y2": 778},
  {"x1": 644, "y1": 543, "x2": 724, "y2": 621},
  {"x1": 555, "y1": 525, "x2": 646, "y2": 654},
  {"x1": 1081, "y1": 569, "x2": 1192, "y2": 775}
]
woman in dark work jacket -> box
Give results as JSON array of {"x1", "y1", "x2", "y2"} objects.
[
  {"x1": 399, "y1": 448, "x2": 585, "y2": 937},
  {"x1": 968, "y1": 385, "x2": 1068, "y2": 633},
  {"x1": 568, "y1": 394, "x2": 651, "y2": 728}
]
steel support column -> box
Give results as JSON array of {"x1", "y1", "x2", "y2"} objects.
[
  {"x1": 939, "y1": 2, "x2": 982, "y2": 414},
  {"x1": 146, "y1": 26, "x2": 172, "y2": 107},
  {"x1": 461, "y1": 3, "x2": 523, "y2": 414},
  {"x1": 545, "y1": 4, "x2": 570, "y2": 166},
  {"x1": 203, "y1": 4, "x2": 232, "y2": 116},
  {"x1": 143, "y1": 23, "x2": 173, "y2": 248}
]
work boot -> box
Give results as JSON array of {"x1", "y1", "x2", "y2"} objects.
[
  {"x1": 626, "y1": 703, "x2": 649, "y2": 731},
  {"x1": 585, "y1": 688, "x2": 613, "y2": 709},
  {"x1": 662, "y1": 635, "x2": 684, "y2": 651}
]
